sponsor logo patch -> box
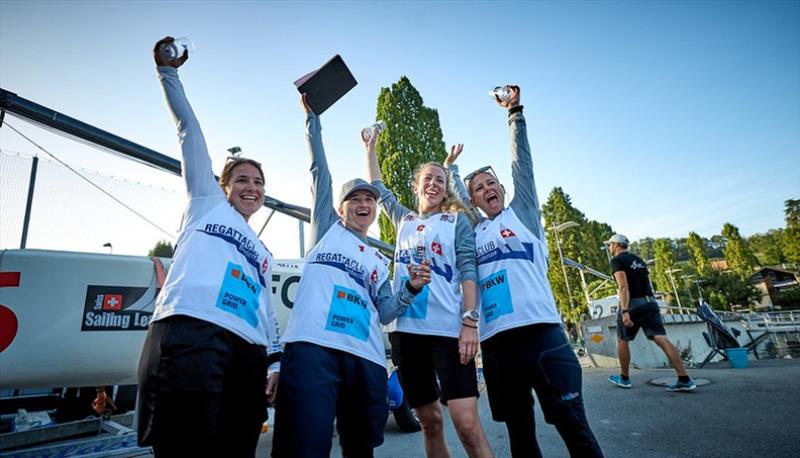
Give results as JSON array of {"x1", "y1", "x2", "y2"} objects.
[{"x1": 83, "y1": 287, "x2": 155, "y2": 331}]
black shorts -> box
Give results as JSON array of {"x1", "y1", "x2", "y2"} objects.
[
  {"x1": 390, "y1": 332, "x2": 479, "y2": 408},
  {"x1": 617, "y1": 300, "x2": 666, "y2": 341},
  {"x1": 137, "y1": 315, "x2": 268, "y2": 456}
]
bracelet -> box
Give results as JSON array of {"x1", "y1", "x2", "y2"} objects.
[
  {"x1": 462, "y1": 322, "x2": 478, "y2": 329},
  {"x1": 405, "y1": 280, "x2": 421, "y2": 295},
  {"x1": 508, "y1": 105, "x2": 524, "y2": 116},
  {"x1": 621, "y1": 310, "x2": 630, "y2": 314}
]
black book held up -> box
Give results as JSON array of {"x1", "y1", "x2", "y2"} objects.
[{"x1": 294, "y1": 55, "x2": 357, "y2": 115}]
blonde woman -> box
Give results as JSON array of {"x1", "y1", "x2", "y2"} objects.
[{"x1": 365, "y1": 135, "x2": 493, "y2": 458}]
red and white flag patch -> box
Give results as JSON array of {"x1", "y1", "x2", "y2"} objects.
[
  {"x1": 103, "y1": 294, "x2": 123, "y2": 311},
  {"x1": 500, "y1": 228, "x2": 516, "y2": 238}
]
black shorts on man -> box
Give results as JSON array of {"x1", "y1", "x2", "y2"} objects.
[{"x1": 616, "y1": 299, "x2": 666, "y2": 341}]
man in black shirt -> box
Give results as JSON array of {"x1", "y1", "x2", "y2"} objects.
[{"x1": 606, "y1": 234, "x2": 696, "y2": 392}]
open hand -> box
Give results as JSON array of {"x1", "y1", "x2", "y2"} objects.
[
  {"x1": 444, "y1": 144, "x2": 463, "y2": 168},
  {"x1": 458, "y1": 324, "x2": 479, "y2": 364}
]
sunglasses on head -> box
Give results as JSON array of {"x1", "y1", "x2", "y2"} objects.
[{"x1": 463, "y1": 166, "x2": 498, "y2": 190}]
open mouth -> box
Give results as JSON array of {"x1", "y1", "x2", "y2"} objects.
[
  {"x1": 241, "y1": 195, "x2": 259, "y2": 202},
  {"x1": 424, "y1": 186, "x2": 441, "y2": 197},
  {"x1": 356, "y1": 209, "x2": 370, "y2": 216},
  {"x1": 486, "y1": 192, "x2": 499, "y2": 205}
]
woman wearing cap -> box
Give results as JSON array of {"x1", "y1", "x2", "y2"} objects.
[
  {"x1": 446, "y1": 86, "x2": 603, "y2": 458},
  {"x1": 137, "y1": 38, "x2": 282, "y2": 457},
  {"x1": 365, "y1": 135, "x2": 493, "y2": 457},
  {"x1": 271, "y1": 94, "x2": 432, "y2": 457}
]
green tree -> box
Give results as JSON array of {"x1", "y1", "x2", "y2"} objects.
[
  {"x1": 771, "y1": 287, "x2": 800, "y2": 309},
  {"x1": 375, "y1": 76, "x2": 446, "y2": 244},
  {"x1": 581, "y1": 220, "x2": 614, "y2": 276},
  {"x1": 721, "y1": 223, "x2": 757, "y2": 278},
  {"x1": 700, "y1": 271, "x2": 760, "y2": 311},
  {"x1": 784, "y1": 199, "x2": 800, "y2": 263},
  {"x1": 630, "y1": 237, "x2": 654, "y2": 261},
  {"x1": 541, "y1": 188, "x2": 587, "y2": 323},
  {"x1": 686, "y1": 231, "x2": 710, "y2": 276},
  {"x1": 673, "y1": 237, "x2": 689, "y2": 262},
  {"x1": 708, "y1": 235, "x2": 726, "y2": 258},
  {"x1": 148, "y1": 240, "x2": 174, "y2": 257},
  {"x1": 586, "y1": 278, "x2": 618, "y2": 300},
  {"x1": 541, "y1": 188, "x2": 615, "y2": 323},
  {"x1": 652, "y1": 238, "x2": 680, "y2": 303},
  {"x1": 747, "y1": 229, "x2": 785, "y2": 266}
]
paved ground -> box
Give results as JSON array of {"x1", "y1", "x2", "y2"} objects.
[{"x1": 256, "y1": 358, "x2": 800, "y2": 457}]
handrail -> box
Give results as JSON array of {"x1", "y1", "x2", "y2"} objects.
[{"x1": 743, "y1": 311, "x2": 800, "y2": 331}]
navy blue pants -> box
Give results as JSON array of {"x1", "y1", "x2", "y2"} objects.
[
  {"x1": 271, "y1": 342, "x2": 388, "y2": 458},
  {"x1": 481, "y1": 323, "x2": 603, "y2": 458}
]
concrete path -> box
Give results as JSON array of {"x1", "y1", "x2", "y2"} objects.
[{"x1": 257, "y1": 358, "x2": 800, "y2": 457}]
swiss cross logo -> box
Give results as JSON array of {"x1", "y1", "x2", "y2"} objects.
[
  {"x1": 103, "y1": 294, "x2": 123, "y2": 311},
  {"x1": 338, "y1": 290, "x2": 347, "y2": 299},
  {"x1": 358, "y1": 245, "x2": 365, "y2": 252},
  {"x1": 500, "y1": 228, "x2": 516, "y2": 238},
  {"x1": 371, "y1": 269, "x2": 378, "y2": 284},
  {"x1": 416, "y1": 224, "x2": 426, "y2": 232},
  {"x1": 261, "y1": 258, "x2": 269, "y2": 274},
  {"x1": 231, "y1": 268, "x2": 241, "y2": 278},
  {"x1": 431, "y1": 242, "x2": 443, "y2": 255}
]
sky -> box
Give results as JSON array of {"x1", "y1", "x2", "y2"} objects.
[{"x1": 1, "y1": 0, "x2": 798, "y2": 261}]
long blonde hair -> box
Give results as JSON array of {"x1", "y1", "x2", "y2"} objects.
[{"x1": 413, "y1": 162, "x2": 476, "y2": 225}]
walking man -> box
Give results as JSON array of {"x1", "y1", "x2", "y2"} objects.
[{"x1": 606, "y1": 234, "x2": 697, "y2": 392}]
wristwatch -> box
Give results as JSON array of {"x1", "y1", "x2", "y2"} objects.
[{"x1": 462, "y1": 310, "x2": 480, "y2": 322}]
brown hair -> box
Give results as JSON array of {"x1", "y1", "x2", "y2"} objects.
[
  {"x1": 219, "y1": 158, "x2": 265, "y2": 189},
  {"x1": 413, "y1": 162, "x2": 476, "y2": 225}
]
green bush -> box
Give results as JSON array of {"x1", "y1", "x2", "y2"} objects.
[{"x1": 772, "y1": 287, "x2": 800, "y2": 309}]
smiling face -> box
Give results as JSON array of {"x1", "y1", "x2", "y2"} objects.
[
  {"x1": 414, "y1": 164, "x2": 448, "y2": 214},
  {"x1": 338, "y1": 190, "x2": 378, "y2": 235},
  {"x1": 469, "y1": 171, "x2": 505, "y2": 218},
  {"x1": 223, "y1": 163, "x2": 265, "y2": 221}
]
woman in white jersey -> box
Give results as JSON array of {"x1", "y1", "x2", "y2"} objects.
[
  {"x1": 270, "y1": 95, "x2": 431, "y2": 457},
  {"x1": 365, "y1": 134, "x2": 494, "y2": 457},
  {"x1": 137, "y1": 38, "x2": 283, "y2": 457},
  {"x1": 447, "y1": 86, "x2": 603, "y2": 458}
]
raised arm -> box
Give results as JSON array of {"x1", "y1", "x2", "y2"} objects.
[
  {"x1": 445, "y1": 144, "x2": 483, "y2": 224},
  {"x1": 154, "y1": 37, "x2": 220, "y2": 201},
  {"x1": 302, "y1": 94, "x2": 339, "y2": 246},
  {"x1": 364, "y1": 130, "x2": 412, "y2": 226},
  {"x1": 500, "y1": 86, "x2": 544, "y2": 240}
]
